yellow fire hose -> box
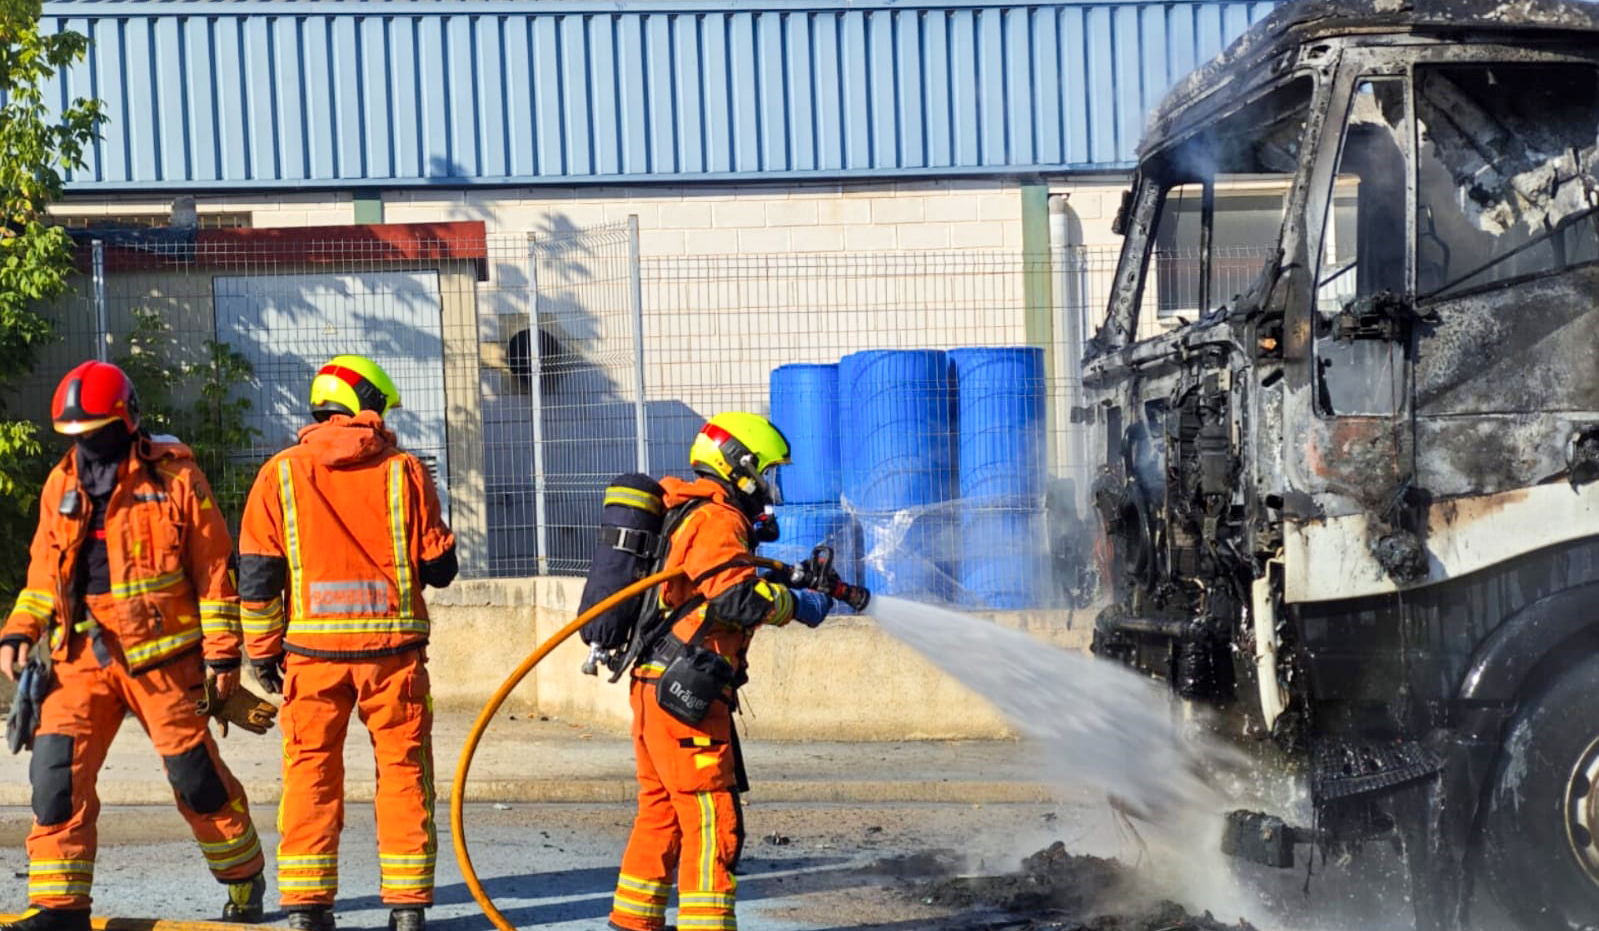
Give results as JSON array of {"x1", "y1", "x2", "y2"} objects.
[{"x1": 450, "y1": 556, "x2": 787, "y2": 931}]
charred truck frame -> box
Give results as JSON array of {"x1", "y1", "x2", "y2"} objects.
[{"x1": 1082, "y1": 0, "x2": 1599, "y2": 928}]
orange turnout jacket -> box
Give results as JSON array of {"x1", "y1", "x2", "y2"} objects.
[
  {"x1": 2, "y1": 435, "x2": 241, "y2": 671},
  {"x1": 636, "y1": 475, "x2": 797, "y2": 684},
  {"x1": 237, "y1": 411, "x2": 456, "y2": 660}
]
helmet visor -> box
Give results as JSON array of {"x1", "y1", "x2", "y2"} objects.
[{"x1": 762, "y1": 464, "x2": 784, "y2": 506}]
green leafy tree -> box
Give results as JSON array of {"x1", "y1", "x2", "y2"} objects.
[
  {"x1": 119, "y1": 310, "x2": 263, "y2": 526},
  {"x1": 0, "y1": 0, "x2": 103, "y2": 595}
]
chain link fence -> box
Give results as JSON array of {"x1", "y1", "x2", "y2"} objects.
[{"x1": 16, "y1": 221, "x2": 1135, "y2": 607}]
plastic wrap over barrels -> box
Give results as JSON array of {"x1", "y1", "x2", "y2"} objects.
[
  {"x1": 759, "y1": 504, "x2": 862, "y2": 614},
  {"x1": 838, "y1": 349, "x2": 955, "y2": 600},
  {"x1": 768, "y1": 363, "x2": 841, "y2": 504},
  {"x1": 957, "y1": 502, "x2": 1050, "y2": 609},
  {"x1": 949, "y1": 347, "x2": 1049, "y2": 609}
]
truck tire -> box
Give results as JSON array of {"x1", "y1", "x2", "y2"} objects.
[{"x1": 1477, "y1": 652, "x2": 1599, "y2": 929}]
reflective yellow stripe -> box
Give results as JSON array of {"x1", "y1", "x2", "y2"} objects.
[
  {"x1": 767, "y1": 586, "x2": 794, "y2": 626},
  {"x1": 680, "y1": 893, "x2": 736, "y2": 907},
  {"x1": 604, "y1": 486, "x2": 664, "y2": 514},
  {"x1": 379, "y1": 854, "x2": 437, "y2": 865},
  {"x1": 204, "y1": 836, "x2": 262, "y2": 871},
  {"x1": 379, "y1": 876, "x2": 434, "y2": 888},
  {"x1": 388, "y1": 459, "x2": 413, "y2": 618},
  {"x1": 278, "y1": 877, "x2": 338, "y2": 890},
  {"x1": 277, "y1": 854, "x2": 338, "y2": 867},
  {"x1": 14, "y1": 589, "x2": 53, "y2": 620},
  {"x1": 124, "y1": 627, "x2": 203, "y2": 667},
  {"x1": 287, "y1": 618, "x2": 430, "y2": 636},
  {"x1": 677, "y1": 918, "x2": 737, "y2": 931},
  {"x1": 616, "y1": 874, "x2": 669, "y2": 896},
  {"x1": 278, "y1": 460, "x2": 304, "y2": 619},
  {"x1": 242, "y1": 598, "x2": 285, "y2": 635},
  {"x1": 200, "y1": 600, "x2": 240, "y2": 635},
  {"x1": 612, "y1": 899, "x2": 666, "y2": 919},
  {"x1": 696, "y1": 791, "x2": 716, "y2": 894},
  {"x1": 110, "y1": 569, "x2": 185, "y2": 599},
  {"x1": 30, "y1": 860, "x2": 93, "y2": 873},
  {"x1": 200, "y1": 831, "x2": 258, "y2": 854}
]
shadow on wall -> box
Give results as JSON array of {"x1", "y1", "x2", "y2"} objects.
[{"x1": 483, "y1": 212, "x2": 706, "y2": 576}]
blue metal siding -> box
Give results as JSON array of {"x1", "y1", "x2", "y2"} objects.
[{"x1": 43, "y1": 0, "x2": 1279, "y2": 190}]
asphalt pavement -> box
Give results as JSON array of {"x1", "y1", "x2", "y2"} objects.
[{"x1": 0, "y1": 711, "x2": 1110, "y2": 931}]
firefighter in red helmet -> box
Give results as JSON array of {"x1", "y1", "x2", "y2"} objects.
[{"x1": 0, "y1": 360, "x2": 266, "y2": 931}]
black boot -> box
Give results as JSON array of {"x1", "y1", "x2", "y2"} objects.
[
  {"x1": 0, "y1": 909, "x2": 91, "y2": 931},
  {"x1": 387, "y1": 908, "x2": 424, "y2": 931},
  {"x1": 222, "y1": 873, "x2": 266, "y2": 923},
  {"x1": 286, "y1": 906, "x2": 336, "y2": 931}
]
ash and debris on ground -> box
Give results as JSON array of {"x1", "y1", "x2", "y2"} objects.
[{"x1": 877, "y1": 840, "x2": 1260, "y2": 931}]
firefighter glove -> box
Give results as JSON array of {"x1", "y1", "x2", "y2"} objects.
[
  {"x1": 792, "y1": 589, "x2": 834, "y2": 628},
  {"x1": 195, "y1": 677, "x2": 278, "y2": 737},
  {"x1": 251, "y1": 655, "x2": 285, "y2": 695}
]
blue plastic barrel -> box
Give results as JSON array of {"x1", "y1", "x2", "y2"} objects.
[
  {"x1": 838, "y1": 349, "x2": 955, "y2": 601},
  {"x1": 957, "y1": 501, "x2": 1049, "y2": 609},
  {"x1": 759, "y1": 504, "x2": 862, "y2": 613},
  {"x1": 837, "y1": 349, "x2": 954, "y2": 511},
  {"x1": 949, "y1": 347, "x2": 1046, "y2": 500},
  {"x1": 769, "y1": 364, "x2": 840, "y2": 504}
]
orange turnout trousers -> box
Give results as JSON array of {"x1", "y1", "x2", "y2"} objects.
[
  {"x1": 610, "y1": 678, "x2": 742, "y2": 931},
  {"x1": 276, "y1": 650, "x2": 436, "y2": 907},
  {"x1": 26, "y1": 614, "x2": 263, "y2": 910}
]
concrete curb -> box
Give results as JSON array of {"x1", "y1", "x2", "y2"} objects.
[{"x1": 0, "y1": 780, "x2": 1057, "y2": 807}]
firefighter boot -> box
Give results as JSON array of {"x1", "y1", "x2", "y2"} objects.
[
  {"x1": 388, "y1": 908, "x2": 424, "y2": 931},
  {"x1": 0, "y1": 909, "x2": 92, "y2": 931},
  {"x1": 287, "y1": 907, "x2": 336, "y2": 931},
  {"x1": 222, "y1": 873, "x2": 266, "y2": 923}
]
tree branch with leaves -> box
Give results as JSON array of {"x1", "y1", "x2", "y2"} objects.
[{"x1": 0, "y1": 0, "x2": 103, "y2": 595}]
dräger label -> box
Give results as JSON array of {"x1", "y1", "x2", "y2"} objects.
[{"x1": 667, "y1": 679, "x2": 709, "y2": 712}]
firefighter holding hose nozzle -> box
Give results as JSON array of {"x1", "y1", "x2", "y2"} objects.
[{"x1": 579, "y1": 412, "x2": 867, "y2": 931}]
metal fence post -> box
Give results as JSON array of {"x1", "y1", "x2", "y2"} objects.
[
  {"x1": 528, "y1": 239, "x2": 551, "y2": 575},
  {"x1": 92, "y1": 239, "x2": 107, "y2": 361},
  {"x1": 627, "y1": 214, "x2": 649, "y2": 473}
]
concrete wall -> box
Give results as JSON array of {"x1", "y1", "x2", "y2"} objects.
[{"x1": 424, "y1": 575, "x2": 1095, "y2": 739}]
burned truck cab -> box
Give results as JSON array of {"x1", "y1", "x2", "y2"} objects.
[{"x1": 1082, "y1": 1, "x2": 1599, "y2": 927}]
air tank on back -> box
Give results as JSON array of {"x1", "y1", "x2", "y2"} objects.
[
  {"x1": 838, "y1": 349, "x2": 954, "y2": 600},
  {"x1": 949, "y1": 347, "x2": 1049, "y2": 609}
]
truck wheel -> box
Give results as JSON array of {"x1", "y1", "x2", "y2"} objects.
[{"x1": 1477, "y1": 653, "x2": 1599, "y2": 929}]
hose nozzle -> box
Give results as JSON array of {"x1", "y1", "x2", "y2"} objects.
[{"x1": 809, "y1": 544, "x2": 871, "y2": 612}]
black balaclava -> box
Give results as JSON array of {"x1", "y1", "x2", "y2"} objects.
[
  {"x1": 75, "y1": 421, "x2": 133, "y2": 496},
  {"x1": 73, "y1": 421, "x2": 133, "y2": 601}
]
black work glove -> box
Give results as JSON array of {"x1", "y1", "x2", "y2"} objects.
[{"x1": 251, "y1": 655, "x2": 285, "y2": 695}]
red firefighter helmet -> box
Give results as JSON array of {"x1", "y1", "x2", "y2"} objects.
[{"x1": 51, "y1": 360, "x2": 139, "y2": 436}]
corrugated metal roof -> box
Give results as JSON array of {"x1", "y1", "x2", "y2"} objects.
[{"x1": 42, "y1": 0, "x2": 1278, "y2": 190}]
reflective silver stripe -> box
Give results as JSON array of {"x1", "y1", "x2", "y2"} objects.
[
  {"x1": 286, "y1": 618, "x2": 430, "y2": 636},
  {"x1": 124, "y1": 627, "x2": 203, "y2": 667},
  {"x1": 388, "y1": 459, "x2": 412, "y2": 618},
  {"x1": 278, "y1": 460, "x2": 304, "y2": 619}
]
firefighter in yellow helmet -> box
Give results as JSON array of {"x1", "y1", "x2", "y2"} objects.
[
  {"x1": 238, "y1": 355, "x2": 456, "y2": 931},
  {"x1": 608, "y1": 412, "x2": 838, "y2": 931}
]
